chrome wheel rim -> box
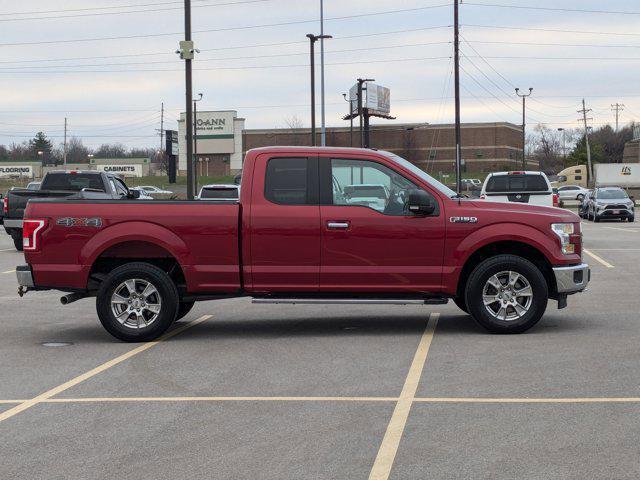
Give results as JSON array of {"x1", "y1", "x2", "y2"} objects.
[
  {"x1": 482, "y1": 271, "x2": 533, "y2": 322},
  {"x1": 110, "y1": 279, "x2": 162, "y2": 329}
]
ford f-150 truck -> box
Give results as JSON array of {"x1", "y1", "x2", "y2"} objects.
[
  {"x1": 3, "y1": 170, "x2": 140, "y2": 251},
  {"x1": 16, "y1": 147, "x2": 589, "y2": 341}
]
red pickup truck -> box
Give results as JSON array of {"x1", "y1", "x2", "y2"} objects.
[{"x1": 17, "y1": 147, "x2": 589, "y2": 341}]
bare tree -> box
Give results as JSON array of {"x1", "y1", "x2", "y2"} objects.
[
  {"x1": 94, "y1": 143, "x2": 127, "y2": 158},
  {"x1": 283, "y1": 115, "x2": 305, "y2": 146},
  {"x1": 65, "y1": 137, "x2": 91, "y2": 164}
]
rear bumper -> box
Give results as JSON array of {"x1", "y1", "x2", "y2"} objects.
[
  {"x1": 3, "y1": 219, "x2": 23, "y2": 229},
  {"x1": 16, "y1": 265, "x2": 34, "y2": 288},
  {"x1": 553, "y1": 263, "x2": 590, "y2": 294}
]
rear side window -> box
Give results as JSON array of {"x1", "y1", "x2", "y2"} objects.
[
  {"x1": 201, "y1": 188, "x2": 238, "y2": 199},
  {"x1": 41, "y1": 173, "x2": 105, "y2": 192},
  {"x1": 485, "y1": 175, "x2": 548, "y2": 193},
  {"x1": 265, "y1": 157, "x2": 317, "y2": 205}
]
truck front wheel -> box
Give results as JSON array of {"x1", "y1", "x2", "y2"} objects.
[
  {"x1": 96, "y1": 262, "x2": 179, "y2": 342},
  {"x1": 465, "y1": 255, "x2": 548, "y2": 334}
]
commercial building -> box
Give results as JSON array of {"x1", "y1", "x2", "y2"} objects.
[
  {"x1": 242, "y1": 122, "x2": 523, "y2": 174},
  {"x1": 178, "y1": 110, "x2": 245, "y2": 176}
]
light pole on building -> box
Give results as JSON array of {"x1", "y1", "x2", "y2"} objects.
[
  {"x1": 342, "y1": 93, "x2": 354, "y2": 147},
  {"x1": 515, "y1": 87, "x2": 533, "y2": 169},
  {"x1": 307, "y1": 34, "x2": 332, "y2": 147}
]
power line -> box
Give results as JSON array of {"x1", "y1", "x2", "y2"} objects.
[
  {"x1": 0, "y1": 42, "x2": 451, "y2": 70},
  {"x1": 0, "y1": 0, "x2": 269, "y2": 22},
  {"x1": 0, "y1": 5, "x2": 452, "y2": 47},
  {"x1": 0, "y1": 56, "x2": 452, "y2": 74},
  {"x1": 467, "y1": 40, "x2": 640, "y2": 49},
  {"x1": 463, "y1": 2, "x2": 640, "y2": 16},
  {"x1": 464, "y1": 24, "x2": 640, "y2": 37}
]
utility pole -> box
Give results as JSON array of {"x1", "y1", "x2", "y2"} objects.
[
  {"x1": 579, "y1": 99, "x2": 593, "y2": 185},
  {"x1": 515, "y1": 87, "x2": 533, "y2": 169},
  {"x1": 160, "y1": 102, "x2": 164, "y2": 153},
  {"x1": 176, "y1": 0, "x2": 198, "y2": 200},
  {"x1": 611, "y1": 102, "x2": 625, "y2": 132},
  {"x1": 453, "y1": 0, "x2": 462, "y2": 194},
  {"x1": 63, "y1": 117, "x2": 68, "y2": 165},
  {"x1": 193, "y1": 93, "x2": 203, "y2": 192}
]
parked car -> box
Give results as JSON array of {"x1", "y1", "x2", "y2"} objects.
[
  {"x1": 3, "y1": 170, "x2": 140, "y2": 251},
  {"x1": 585, "y1": 187, "x2": 635, "y2": 222},
  {"x1": 26, "y1": 181, "x2": 41, "y2": 191},
  {"x1": 16, "y1": 147, "x2": 589, "y2": 342},
  {"x1": 342, "y1": 184, "x2": 390, "y2": 211},
  {"x1": 461, "y1": 179, "x2": 481, "y2": 187},
  {"x1": 134, "y1": 185, "x2": 173, "y2": 198},
  {"x1": 480, "y1": 171, "x2": 557, "y2": 207},
  {"x1": 578, "y1": 190, "x2": 593, "y2": 219},
  {"x1": 197, "y1": 184, "x2": 239, "y2": 200},
  {"x1": 557, "y1": 185, "x2": 589, "y2": 202},
  {"x1": 233, "y1": 173, "x2": 242, "y2": 185}
]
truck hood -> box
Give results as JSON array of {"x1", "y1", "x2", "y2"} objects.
[{"x1": 463, "y1": 199, "x2": 579, "y2": 223}]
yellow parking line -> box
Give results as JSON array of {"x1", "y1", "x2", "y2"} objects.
[
  {"x1": 368, "y1": 313, "x2": 439, "y2": 480},
  {"x1": 583, "y1": 249, "x2": 614, "y2": 268},
  {"x1": 1, "y1": 269, "x2": 16, "y2": 274},
  {"x1": 603, "y1": 227, "x2": 639, "y2": 233},
  {"x1": 413, "y1": 397, "x2": 640, "y2": 404},
  {"x1": 42, "y1": 396, "x2": 399, "y2": 403},
  {"x1": 0, "y1": 314, "x2": 212, "y2": 424}
]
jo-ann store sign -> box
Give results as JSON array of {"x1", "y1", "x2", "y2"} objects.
[
  {"x1": 0, "y1": 165, "x2": 33, "y2": 178},
  {"x1": 96, "y1": 164, "x2": 142, "y2": 177}
]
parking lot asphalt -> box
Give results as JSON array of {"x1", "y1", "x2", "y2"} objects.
[{"x1": 1, "y1": 219, "x2": 639, "y2": 479}]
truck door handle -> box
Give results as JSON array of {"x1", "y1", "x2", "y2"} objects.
[{"x1": 327, "y1": 221, "x2": 350, "y2": 230}]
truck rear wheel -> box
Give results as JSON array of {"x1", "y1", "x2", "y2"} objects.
[
  {"x1": 96, "y1": 262, "x2": 179, "y2": 342},
  {"x1": 12, "y1": 233, "x2": 23, "y2": 251},
  {"x1": 453, "y1": 296, "x2": 469, "y2": 314},
  {"x1": 176, "y1": 301, "x2": 195, "y2": 321},
  {"x1": 465, "y1": 254, "x2": 548, "y2": 334}
]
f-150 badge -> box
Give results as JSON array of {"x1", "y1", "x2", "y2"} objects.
[
  {"x1": 449, "y1": 216, "x2": 478, "y2": 223},
  {"x1": 56, "y1": 217, "x2": 103, "y2": 228}
]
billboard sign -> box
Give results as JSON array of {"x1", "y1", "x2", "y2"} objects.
[
  {"x1": 348, "y1": 83, "x2": 390, "y2": 116},
  {"x1": 0, "y1": 165, "x2": 33, "y2": 178},
  {"x1": 97, "y1": 164, "x2": 143, "y2": 177},
  {"x1": 165, "y1": 129, "x2": 179, "y2": 156},
  {"x1": 194, "y1": 111, "x2": 235, "y2": 138}
]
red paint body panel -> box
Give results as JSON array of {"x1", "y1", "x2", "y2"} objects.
[{"x1": 24, "y1": 146, "x2": 581, "y2": 297}]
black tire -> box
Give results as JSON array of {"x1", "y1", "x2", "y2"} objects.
[
  {"x1": 176, "y1": 301, "x2": 195, "y2": 321},
  {"x1": 453, "y1": 296, "x2": 469, "y2": 314},
  {"x1": 12, "y1": 234, "x2": 23, "y2": 251},
  {"x1": 464, "y1": 254, "x2": 548, "y2": 334},
  {"x1": 594, "y1": 214, "x2": 601, "y2": 223},
  {"x1": 96, "y1": 262, "x2": 179, "y2": 342},
  {"x1": 576, "y1": 194, "x2": 584, "y2": 202},
  {"x1": 629, "y1": 216, "x2": 635, "y2": 223}
]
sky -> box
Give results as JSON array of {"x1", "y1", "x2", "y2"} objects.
[{"x1": 1, "y1": 0, "x2": 640, "y2": 149}]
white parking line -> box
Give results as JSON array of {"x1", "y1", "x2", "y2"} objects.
[
  {"x1": 1, "y1": 269, "x2": 16, "y2": 274},
  {"x1": 0, "y1": 248, "x2": 17, "y2": 252},
  {"x1": 583, "y1": 249, "x2": 614, "y2": 268}
]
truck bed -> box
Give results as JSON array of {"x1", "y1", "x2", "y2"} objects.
[{"x1": 24, "y1": 199, "x2": 241, "y2": 293}]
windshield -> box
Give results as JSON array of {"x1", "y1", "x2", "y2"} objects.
[
  {"x1": 200, "y1": 187, "x2": 238, "y2": 199},
  {"x1": 41, "y1": 173, "x2": 105, "y2": 192},
  {"x1": 381, "y1": 151, "x2": 457, "y2": 197},
  {"x1": 596, "y1": 188, "x2": 628, "y2": 200}
]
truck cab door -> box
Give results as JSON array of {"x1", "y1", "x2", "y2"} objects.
[
  {"x1": 319, "y1": 155, "x2": 445, "y2": 293},
  {"x1": 247, "y1": 155, "x2": 320, "y2": 292}
]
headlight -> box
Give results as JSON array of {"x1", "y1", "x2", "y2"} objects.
[{"x1": 551, "y1": 223, "x2": 576, "y2": 255}]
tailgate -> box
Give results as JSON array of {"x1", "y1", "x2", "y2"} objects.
[{"x1": 8, "y1": 190, "x2": 77, "y2": 219}]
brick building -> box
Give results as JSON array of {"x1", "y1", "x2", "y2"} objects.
[{"x1": 242, "y1": 122, "x2": 523, "y2": 174}]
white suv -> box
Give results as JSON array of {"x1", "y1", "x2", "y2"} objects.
[{"x1": 480, "y1": 171, "x2": 557, "y2": 207}]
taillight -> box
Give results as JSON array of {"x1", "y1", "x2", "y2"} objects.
[
  {"x1": 22, "y1": 219, "x2": 47, "y2": 251},
  {"x1": 480, "y1": 194, "x2": 486, "y2": 200},
  {"x1": 2, "y1": 197, "x2": 7, "y2": 214},
  {"x1": 553, "y1": 193, "x2": 559, "y2": 207}
]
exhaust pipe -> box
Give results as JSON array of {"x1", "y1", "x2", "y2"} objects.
[{"x1": 60, "y1": 292, "x2": 88, "y2": 305}]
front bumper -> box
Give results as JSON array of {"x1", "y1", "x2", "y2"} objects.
[
  {"x1": 553, "y1": 263, "x2": 590, "y2": 294},
  {"x1": 16, "y1": 265, "x2": 34, "y2": 288}
]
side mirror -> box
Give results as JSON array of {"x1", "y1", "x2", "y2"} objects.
[
  {"x1": 128, "y1": 189, "x2": 141, "y2": 199},
  {"x1": 407, "y1": 189, "x2": 435, "y2": 216}
]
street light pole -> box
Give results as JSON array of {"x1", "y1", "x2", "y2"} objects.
[
  {"x1": 342, "y1": 93, "x2": 353, "y2": 147},
  {"x1": 307, "y1": 34, "x2": 332, "y2": 147},
  {"x1": 356, "y1": 77, "x2": 374, "y2": 148},
  {"x1": 515, "y1": 87, "x2": 533, "y2": 169},
  {"x1": 319, "y1": 0, "x2": 327, "y2": 146},
  {"x1": 454, "y1": 0, "x2": 462, "y2": 194},
  {"x1": 557, "y1": 127, "x2": 566, "y2": 163}
]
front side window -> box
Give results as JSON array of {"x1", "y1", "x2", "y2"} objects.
[
  {"x1": 330, "y1": 158, "x2": 434, "y2": 215},
  {"x1": 265, "y1": 157, "x2": 316, "y2": 205},
  {"x1": 114, "y1": 178, "x2": 129, "y2": 196}
]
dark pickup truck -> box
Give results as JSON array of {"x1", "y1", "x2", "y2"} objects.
[{"x1": 3, "y1": 170, "x2": 140, "y2": 251}]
